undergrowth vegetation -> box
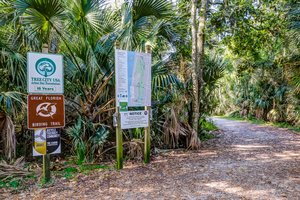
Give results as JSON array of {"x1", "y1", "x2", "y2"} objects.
[{"x1": 0, "y1": 0, "x2": 225, "y2": 165}]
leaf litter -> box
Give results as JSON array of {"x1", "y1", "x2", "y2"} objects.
[{"x1": 2, "y1": 117, "x2": 300, "y2": 199}]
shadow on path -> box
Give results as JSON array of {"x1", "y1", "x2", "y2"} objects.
[{"x1": 4, "y1": 117, "x2": 300, "y2": 200}]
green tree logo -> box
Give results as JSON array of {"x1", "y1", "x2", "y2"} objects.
[{"x1": 35, "y1": 58, "x2": 56, "y2": 77}]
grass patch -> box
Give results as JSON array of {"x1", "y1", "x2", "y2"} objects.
[
  {"x1": 79, "y1": 164, "x2": 110, "y2": 173},
  {"x1": 199, "y1": 118, "x2": 219, "y2": 141},
  {"x1": 0, "y1": 173, "x2": 37, "y2": 191},
  {"x1": 199, "y1": 132, "x2": 215, "y2": 141},
  {"x1": 63, "y1": 167, "x2": 78, "y2": 179},
  {"x1": 269, "y1": 122, "x2": 300, "y2": 132},
  {"x1": 54, "y1": 163, "x2": 111, "y2": 180}
]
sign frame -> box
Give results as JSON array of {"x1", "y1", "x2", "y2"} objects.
[
  {"x1": 120, "y1": 110, "x2": 149, "y2": 129},
  {"x1": 115, "y1": 49, "x2": 151, "y2": 108},
  {"x1": 27, "y1": 52, "x2": 64, "y2": 94},
  {"x1": 27, "y1": 94, "x2": 65, "y2": 129}
]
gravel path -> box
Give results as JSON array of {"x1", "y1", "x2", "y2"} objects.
[{"x1": 5, "y1": 117, "x2": 300, "y2": 199}]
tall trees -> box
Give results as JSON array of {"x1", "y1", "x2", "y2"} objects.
[
  {"x1": 190, "y1": 0, "x2": 199, "y2": 133},
  {"x1": 212, "y1": 0, "x2": 300, "y2": 125},
  {"x1": 197, "y1": 0, "x2": 206, "y2": 117},
  {"x1": 190, "y1": 0, "x2": 207, "y2": 133}
]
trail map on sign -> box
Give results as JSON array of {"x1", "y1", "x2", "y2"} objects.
[
  {"x1": 128, "y1": 52, "x2": 151, "y2": 106},
  {"x1": 115, "y1": 50, "x2": 151, "y2": 107}
]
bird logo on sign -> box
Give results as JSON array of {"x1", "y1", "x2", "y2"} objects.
[
  {"x1": 34, "y1": 129, "x2": 46, "y2": 141},
  {"x1": 36, "y1": 102, "x2": 57, "y2": 118}
]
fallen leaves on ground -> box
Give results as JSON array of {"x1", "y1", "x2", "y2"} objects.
[{"x1": 2, "y1": 118, "x2": 300, "y2": 199}]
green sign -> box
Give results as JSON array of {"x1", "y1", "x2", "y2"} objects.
[{"x1": 120, "y1": 102, "x2": 128, "y2": 112}]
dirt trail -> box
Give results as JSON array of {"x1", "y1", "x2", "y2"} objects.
[{"x1": 5, "y1": 117, "x2": 300, "y2": 199}]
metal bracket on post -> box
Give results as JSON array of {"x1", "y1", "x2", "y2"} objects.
[
  {"x1": 150, "y1": 109, "x2": 153, "y2": 121},
  {"x1": 113, "y1": 112, "x2": 118, "y2": 127}
]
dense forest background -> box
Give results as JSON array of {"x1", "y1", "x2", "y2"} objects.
[{"x1": 0, "y1": 0, "x2": 299, "y2": 164}]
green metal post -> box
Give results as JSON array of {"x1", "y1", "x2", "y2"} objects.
[
  {"x1": 42, "y1": 44, "x2": 51, "y2": 182},
  {"x1": 116, "y1": 107, "x2": 123, "y2": 169},
  {"x1": 115, "y1": 41, "x2": 123, "y2": 169},
  {"x1": 42, "y1": 154, "x2": 51, "y2": 182},
  {"x1": 144, "y1": 44, "x2": 152, "y2": 163}
]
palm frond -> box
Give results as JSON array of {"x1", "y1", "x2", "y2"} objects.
[
  {"x1": 152, "y1": 59, "x2": 181, "y2": 92},
  {"x1": 0, "y1": 91, "x2": 25, "y2": 115}
]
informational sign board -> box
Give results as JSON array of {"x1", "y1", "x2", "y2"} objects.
[
  {"x1": 120, "y1": 110, "x2": 149, "y2": 129},
  {"x1": 115, "y1": 49, "x2": 151, "y2": 108},
  {"x1": 27, "y1": 94, "x2": 65, "y2": 129},
  {"x1": 33, "y1": 128, "x2": 61, "y2": 156},
  {"x1": 27, "y1": 52, "x2": 63, "y2": 94}
]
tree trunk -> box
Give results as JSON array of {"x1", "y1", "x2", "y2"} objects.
[
  {"x1": 191, "y1": 0, "x2": 199, "y2": 133},
  {"x1": 1, "y1": 113, "x2": 16, "y2": 160},
  {"x1": 197, "y1": 0, "x2": 207, "y2": 121},
  {"x1": 0, "y1": 112, "x2": 5, "y2": 155}
]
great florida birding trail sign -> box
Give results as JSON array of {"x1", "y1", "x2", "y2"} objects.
[{"x1": 27, "y1": 94, "x2": 65, "y2": 129}]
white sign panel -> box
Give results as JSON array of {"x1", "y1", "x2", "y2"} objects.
[
  {"x1": 120, "y1": 110, "x2": 149, "y2": 129},
  {"x1": 115, "y1": 50, "x2": 129, "y2": 103},
  {"x1": 33, "y1": 128, "x2": 46, "y2": 156},
  {"x1": 27, "y1": 52, "x2": 64, "y2": 94},
  {"x1": 115, "y1": 50, "x2": 151, "y2": 107}
]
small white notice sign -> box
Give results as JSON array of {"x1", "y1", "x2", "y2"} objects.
[
  {"x1": 120, "y1": 110, "x2": 149, "y2": 129},
  {"x1": 27, "y1": 52, "x2": 64, "y2": 94}
]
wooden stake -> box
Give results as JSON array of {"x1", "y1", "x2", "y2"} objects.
[
  {"x1": 42, "y1": 154, "x2": 50, "y2": 182},
  {"x1": 42, "y1": 44, "x2": 51, "y2": 182},
  {"x1": 115, "y1": 41, "x2": 123, "y2": 169},
  {"x1": 144, "y1": 44, "x2": 152, "y2": 163}
]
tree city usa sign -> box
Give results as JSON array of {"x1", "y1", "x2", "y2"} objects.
[{"x1": 27, "y1": 52, "x2": 63, "y2": 94}]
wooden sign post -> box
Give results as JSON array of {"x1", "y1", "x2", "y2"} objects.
[
  {"x1": 27, "y1": 44, "x2": 64, "y2": 182},
  {"x1": 114, "y1": 42, "x2": 152, "y2": 168},
  {"x1": 115, "y1": 42, "x2": 123, "y2": 170},
  {"x1": 42, "y1": 44, "x2": 51, "y2": 182},
  {"x1": 144, "y1": 44, "x2": 152, "y2": 163}
]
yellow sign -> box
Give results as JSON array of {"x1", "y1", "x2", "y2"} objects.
[
  {"x1": 33, "y1": 129, "x2": 46, "y2": 156},
  {"x1": 34, "y1": 141, "x2": 46, "y2": 155}
]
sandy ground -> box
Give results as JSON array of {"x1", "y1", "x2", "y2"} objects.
[{"x1": 3, "y1": 117, "x2": 300, "y2": 199}]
